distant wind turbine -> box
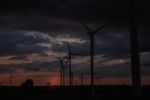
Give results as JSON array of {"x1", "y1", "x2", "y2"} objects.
[
  {"x1": 9, "y1": 72, "x2": 13, "y2": 87},
  {"x1": 94, "y1": 76, "x2": 103, "y2": 86},
  {"x1": 51, "y1": 55, "x2": 67, "y2": 86},
  {"x1": 80, "y1": 73, "x2": 84, "y2": 86},
  {"x1": 66, "y1": 41, "x2": 72, "y2": 86},
  {"x1": 65, "y1": 41, "x2": 83, "y2": 86},
  {"x1": 71, "y1": 71, "x2": 78, "y2": 86}
]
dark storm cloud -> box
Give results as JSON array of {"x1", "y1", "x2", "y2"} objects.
[
  {"x1": 0, "y1": 0, "x2": 149, "y2": 49},
  {"x1": 0, "y1": 31, "x2": 50, "y2": 56},
  {"x1": 0, "y1": 0, "x2": 149, "y2": 38},
  {"x1": 51, "y1": 31, "x2": 131, "y2": 59},
  {"x1": 71, "y1": 57, "x2": 150, "y2": 77},
  {"x1": 50, "y1": 28, "x2": 150, "y2": 61},
  {"x1": 21, "y1": 61, "x2": 59, "y2": 72},
  {"x1": 0, "y1": 60, "x2": 58, "y2": 73},
  {"x1": 94, "y1": 61, "x2": 131, "y2": 77},
  {"x1": 9, "y1": 55, "x2": 28, "y2": 60},
  {"x1": 0, "y1": 66, "x2": 14, "y2": 73},
  {"x1": 0, "y1": 0, "x2": 150, "y2": 77},
  {"x1": 51, "y1": 41, "x2": 90, "y2": 56},
  {"x1": 0, "y1": 0, "x2": 149, "y2": 34}
]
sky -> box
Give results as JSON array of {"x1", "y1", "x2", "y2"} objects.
[{"x1": 0, "y1": 0, "x2": 150, "y2": 86}]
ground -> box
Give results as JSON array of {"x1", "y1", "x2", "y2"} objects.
[{"x1": 0, "y1": 86, "x2": 150, "y2": 100}]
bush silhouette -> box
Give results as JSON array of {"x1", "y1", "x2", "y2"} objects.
[{"x1": 22, "y1": 79, "x2": 34, "y2": 89}]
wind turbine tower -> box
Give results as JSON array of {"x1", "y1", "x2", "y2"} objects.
[
  {"x1": 80, "y1": 21, "x2": 109, "y2": 94},
  {"x1": 130, "y1": 0, "x2": 142, "y2": 95},
  {"x1": 9, "y1": 72, "x2": 13, "y2": 87},
  {"x1": 66, "y1": 41, "x2": 72, "y2": 86}
]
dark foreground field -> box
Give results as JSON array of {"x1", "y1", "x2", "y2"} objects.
[{"x1": 0, "y1": 86, "x2": 150, "y2": 100}]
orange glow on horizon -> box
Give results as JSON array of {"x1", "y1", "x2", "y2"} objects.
[
  {"x1": 0, "y1": 71, "x2": 150, "y2": 86},
  {"x1": 48, "y1": 76, "x2": 60, "y2": 86}
]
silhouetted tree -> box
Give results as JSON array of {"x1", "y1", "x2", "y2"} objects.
[
  {"x1": 22, "y1": 79, "x2": 34, "y2": 89},
  {"x1": 46, "y1": 82, "x2": 50, "y2": 86}
]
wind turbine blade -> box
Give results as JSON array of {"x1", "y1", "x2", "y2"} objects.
[
  {"x1": 56, "y1": 57, "x2": 62, "y2": 61},
  {"x1": 65, "y1": 56, "x2": 69, "y2": 66},
  {"x1": 50, "y1": 54, "x2": 67, "y2": 61},
  {"x1": 71, "y1": 53, "x2": 83, "y2": 56},
  {"x1": 62, "y1": 56, "x2": 68, "y2": 61},
  {"x1": 50, "y1": 55, "x2": 57, "y2": 59},
  {"x1": 93, "y1": 21, "x2": 110, "y2": 34},
  {"x1": 50, "y1": 55, "x2": 61, "y2": 61},
  {"x1": 66, "y1": 41, "x2": 71, "y2": 54},
  {"x1": 80, "y1": 21, "x2": 92, "y2": 33}
]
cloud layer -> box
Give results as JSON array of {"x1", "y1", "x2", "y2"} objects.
[{"x1": 0, "y1": 0, "x2": 150, "y2": 78}]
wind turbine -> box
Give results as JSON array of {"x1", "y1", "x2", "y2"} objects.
[
  {"x1": 94, "y1": 76, "x2": 103, "y2": 86},
  {"x1": 80, "y1": 21, "x2": 109, "y2": 94},
  {"x1": 80, "y1": 73, "x2": 84, "y2": 86},
  {"x1": 9, "y1": 72, "x2": 13, "y2": 87},
  {"x1": 130, "y1": 0, "x2": 142, "y2": 95},
  {"x1": 70, "y1": 71, "x2": 84, "y2": 86},
  {"x1": 52, "y1": 55, "x2": 67, "y2": 86},
  {"x1": 71, "y1": 71, "x2": 77, "y2": 86},
  {"x1": 65, "y1": 41, "x2": 83, "y2": 86},
  {"x1": 66, "y1": 41, "x2": 72, "y2": 86}
]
